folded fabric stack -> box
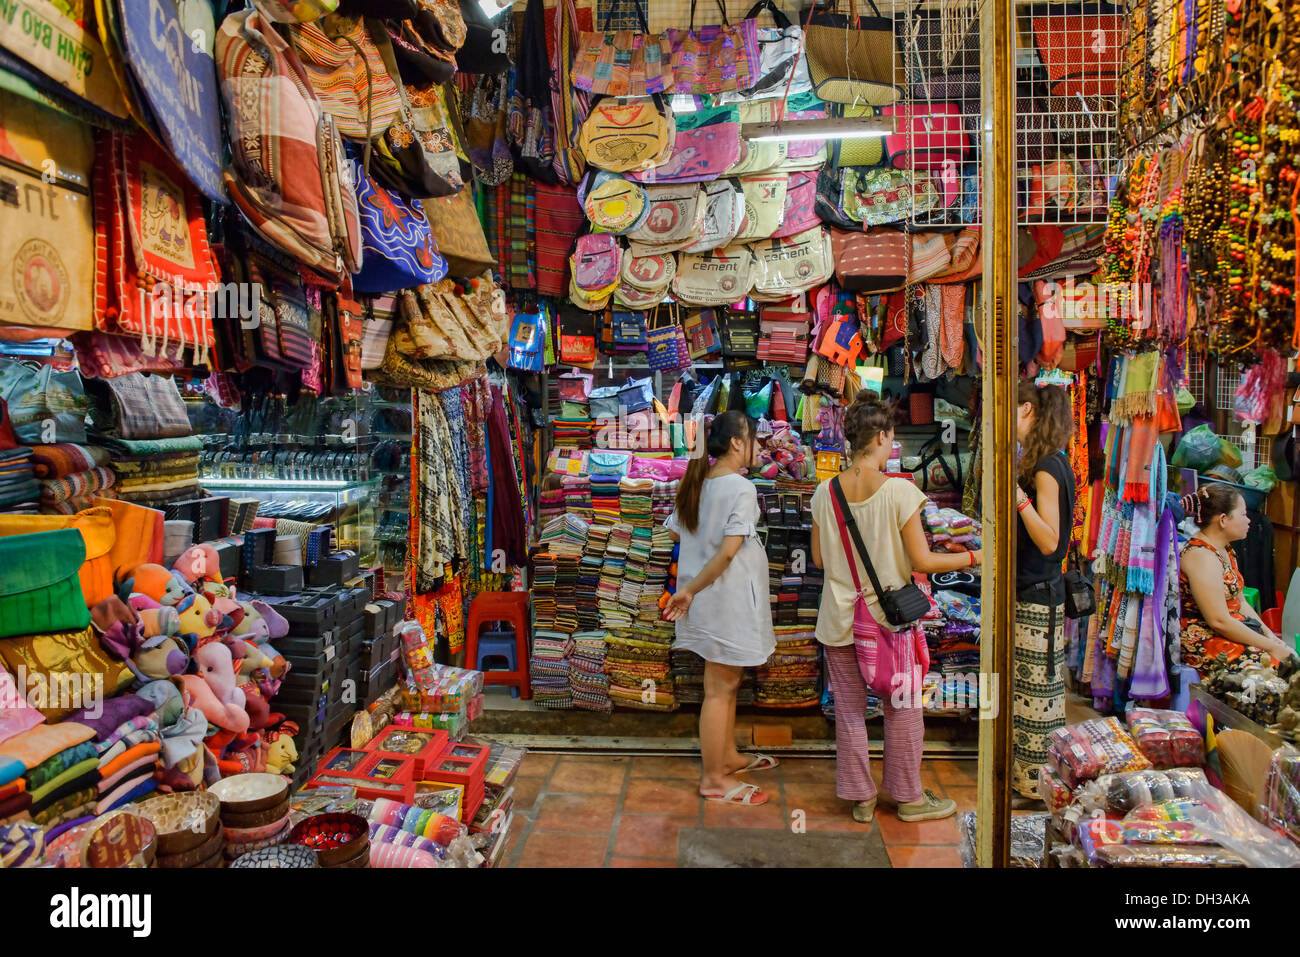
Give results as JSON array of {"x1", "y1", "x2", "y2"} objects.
[
  {"x1": 605, "y1": 634, "x2": 674, "y2": 711},
  {"x1": 638, "y1": 527, "x2": 675, "y2": 627},
  {"x1": 600, "y1": 523, "x2": 632, "y2": 632},
  {"x1": 530, "y1": 551, "x2": 558, "y2": 636},
  {"x1": 530, "y1": 631, "x2": 574, "y2": 710},
  {"x1": 590, "y1": 473, "x2": 621, "y2": 524},
  {"x1": 755, "y1": 627, "x2": 821, "y2": 709},
  {"x1": 0, "y1": 723, "x2": 100, "y2": 829},
  {"x1": 105, "y1": 436, "x2": 205, "y2": 506},
  {"x1": 671, "y1": 649, "x2": 755, "y2": 706},
  {"x1": 552, "y1": 415, "x2": 594, "y2": 450},
  {"x1": 561, "y1": 474, "x2": 592, "y2": 523},
  {"x1": 618, "y1": 477, "x2": 654, "y2": 528},
  {"x1": 569, "y1": 631, "x2": 612, "y2": 712},
  {"x1": 577, "y1": 527, "x2": 607, "y2": 631},
  {"x1": 923, "y1": 502, "x2": 982, "y2": 553},
  {"x1": 28, "y1": 443, "x2": 114, "y2": 514},
  {"x1": 0, "y1": 445, "x2": 38, "y2": 513},
  {"x1": 652, "y1": 480, "x2": 677, "y2": 524},
  {"x1": 538, "y1": 487, "x2": 566, "y2": 527}
]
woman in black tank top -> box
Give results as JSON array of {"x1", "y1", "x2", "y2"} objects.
[{"x1": 1010, "y1": 381, "x2": 1075, "y2": 799}]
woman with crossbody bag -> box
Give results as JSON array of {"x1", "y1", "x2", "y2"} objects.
[{"x1": 811, "y1": 393, "x2": 981, "y2": 824}]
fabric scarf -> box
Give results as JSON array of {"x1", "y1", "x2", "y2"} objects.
[
  {"x1": 1130, "y1": 508, "x2": 1175, "y2": 698},
  {"x1": 939, "y1": 284, "x2": 966, "y2": 371},
  {"x1": 488, "y1": 385, "x2": 528, "y2": 567},
  {"x1": 30, "y1": 444, "x2": 110, "y2": 479},
  {"x1": 1121, "y1": 418, "x2": 1158, "y2": 503},
  {"x1": 1126, "y1": 499, "x2": 1158, "y2": 594},
  {"x1": 1068, "y1": 372, "x2": 1089, "y2": 550},
  {"x1": 1112, "y1": 351, "x2": 1160, "y2": 421},
  {"x1": 39, "y1": 467, "x2": 115, "y2": 504}
]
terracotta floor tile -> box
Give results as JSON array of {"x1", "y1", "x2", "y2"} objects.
[
  {"x1": 547, "y1": 756, "x2": 628, "y2": 794},
  {"x1": 622, "y1": 777, "x2": 702, "y2": 816},
  {"x1": 701, "y1": 799, "x2": 788, "y2": 830},
  {"x1": 931, "y1": 759, "x2": 979, "y2": 788},
  {"x1": 515, "y1": 831, "x2": 608, "y2": 868},
  {"x1": 777, "y1": 758, "x2": 839, "y2": 785},
  {"x1": 518, "y1": 752, "x2": 559, "y2": 777},
  {"x1": 944, "y1": 786, "x2": 978, "y2": 813},
  {"x1": 610, "y1": 856, "x2": 677, "y2": 868},
  {"x1": 629, "y1": 755, "x2": 700, "y2": 780},
  {"x1": 533, "y1": 793, "x2": 620, "y2": 833},
  {"x1": 802, "y1": 814, "x2": 876, "y2": 833},
  {"x1": 511, "y1": 776, "x2": 545, "y2": 813},
  {"x1": 874, "y1": 810, "x2": 962, "y2": 845},
  {"x1": 782, "y1": 781, "x2": 854, "y2": 818},
  {"x1": 886, "y1": 844, "x2": 965, "y2": 868},
  {"x1": 613, "y1": 813, "x2": 693, "y2": 858}
]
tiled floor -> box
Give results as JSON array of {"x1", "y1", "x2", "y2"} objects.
[{"x1": 499, "y1": 752, "x2": 977, "y2": 868}]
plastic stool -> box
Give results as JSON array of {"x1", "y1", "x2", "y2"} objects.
[
  {"x1": 1263, "y1": 607, "x2": 1282, "y2": 636},
  {"x1": 464, "y1": 591, "x2": 531, "y2": 700},
  {"x1": 476, "y1": 630, "x2": 520, "y2": 698}
]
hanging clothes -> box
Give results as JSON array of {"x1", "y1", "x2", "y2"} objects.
[{"x1": 487, "y1": 384, "x2": 527, "y2": 567}]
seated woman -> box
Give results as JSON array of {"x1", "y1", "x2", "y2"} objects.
[{"x1": 1179, "y1": 485, "x2": 1297, "y2": 675}]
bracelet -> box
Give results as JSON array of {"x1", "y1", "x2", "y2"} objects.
[
  {"x1": 1017, "y1": 499, "x2": 1031, "y2": 513},
  {"x1": 968, "y1": 550, "x2": 976, "y2": 567}
]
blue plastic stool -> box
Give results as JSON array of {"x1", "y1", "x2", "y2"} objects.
[{"x1": 476, "y1": 628, "x2": 520, "y2": 697}]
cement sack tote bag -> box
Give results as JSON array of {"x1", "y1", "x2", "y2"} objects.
[
  {"x1": 350, "y1": 152, "x2": 449, "y2": 294},
  {"x1": 571, "y1": 234, "x2": 624, "y2": 292},
  {"x1": 672, "y1": 246, "x2": 755, "y2": 307},
  {"x1": 1032, "y1": 3, "x2": 1125, "y2": 98},
  {"x1": 735, "y1": 174, "x2": 788, "y2": 241},
  {"x1": 664, "y1": 0, "x2": 760, "y2": 95},
  {"x1": 771, "y1": 171, "x2": 819, "y2": 239},
  {"x1": 628, "y1": 105, "x2": 742, "y2": 185},
  {"x1": 571, "y1": 0, "x2": 675, "y2": 97},
  {"x1": 615, "y1": 281, "x2": 668, "y2": 309},
  {"x1": 841, "y1": 166, "x2": 941, "y2": 226},
  {"x1": 780, "y1": 91, "x2": 831, "y2": 169},
  {"x1": 750, "y1": 227, "x2": 833, "y2": 300},
  {"x1": 725, "y1": 100, "x2": 788, "y2": 176},
  {"x1": 578, "y1": 96, "x2": 675, "y2": 173},
  {"x1": 620, "y1": 250, "x2": 678, "y2": 293},
  {"x1": 804, "y1": 0, "x2": 904, "y2": 105},
  {"x1": 682, "y1": 180, "x2": 745, "y2": 254},
  {"x1": 627, "y1": 184, "x2": 705, "y2": 246},
  {"x1": 830, "y1": 227, "x2": 908, "y2": 293},
  {"x1": 582, "y1": 172, "x2": 650, "y2": 234}
]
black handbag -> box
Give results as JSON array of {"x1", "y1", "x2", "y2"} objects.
[
  {"x1": 831, "y1": 476, "x2": 932, "y2": 628},
  {"x1": 720, "y1": 308, "x2": 759, "y2": 359},
  {"x1": 1063, "y1": 563, "x2": 1096, "y2": 620}
]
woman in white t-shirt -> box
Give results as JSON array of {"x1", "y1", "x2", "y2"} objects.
[
  {"x1": 811, "y1": 393, "x2": 981, "y2": 825},
  {"x1": 664, "y1": 410, "x2": 777, "y2": 807}
]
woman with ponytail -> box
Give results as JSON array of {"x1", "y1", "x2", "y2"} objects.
[
  {"x1": 811, "y1": 392, "x2": 979, "y2": 825},
  {"x1": 663, "y1": 410, "x2": 777, "y2": 806},
  {"x1": 1011, "y1": 380, "x2": 1075, "y2": 799},
  {"x1": 1179, "y1": 484, "x2": 1296, "y2": 675}
]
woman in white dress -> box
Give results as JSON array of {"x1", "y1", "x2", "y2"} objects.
[{"x1": 664, "y1": 410, "x2": 777, "y2": 806}]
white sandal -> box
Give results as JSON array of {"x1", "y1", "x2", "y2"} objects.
[{"x1": 701, "y1": 782, "x2": 770, "y2": 805}]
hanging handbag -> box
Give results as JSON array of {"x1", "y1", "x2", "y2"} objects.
[
  {"x1": 577, "y1": 96, "x2": 675, "y2": 173},
  {"x1": 883, "y1": 102, "x2": 971, "y2": 179},
  {"x1": 350, "y1": 150, "x2": 449, "y2": 294},
  {"x1": 749, "y1": 227, "x2": 834, "y2": 300},
  {"x1": 804, "y1": 0, "x2": 905, "y2": 105},
  {"x1": 829, "y1": 476, "x2": 932, "y2": 630},
  {"x1": 582, "y1": 172, "x2": 651, "y2": 234},
  {"x1": 91, "y1": 372, "x2": 191, "y2": 441},
  {"x1": 558, "y1": 307, "x2": 599, "y2": 366},
  {"x1": 735, "y1": 0, "x2": 811, "y2": 98},
  {"x1": 507, "y1": 305, "x2": 546, "y2": 373},
  {"x1": 683, "y1": 309, "x2": 723, "y2": 360},
  {"x1": 682, "y1": 179, "x2": 745, "y2": 253},
  {"x1": 673, "y1": 246, "x2": 756, "y2": 307},
  {"x1": 830, "y1": 102, "x2": 886, "y2": 167},
  {"x1": 421, "y1": 182, "x2": 495, "y2": 277},
  {"x1": 664, "y1": 0, "x2": 760, "y2": 95},
  {"x1": 720, "y1": 308, "x2": 760, "y2": 360},
  {"x1": 726, "y1": 100, "x2": 787, "y2": 176},
  {"x1": 735, "y1": 174, "x2": 789, "y2": 241},
  {"x1": 570, "y1": 0, "x2": 674, "y2": 97},
  {"x1": 839, "y1": 167, "x2": 941, "y2": 226},
  {"x1": 645, "y1": 305, "x2": 691, "y2": 372},
  {"x1": 771, "y1": 171, "x2": 819, "y2": 239},
  {"x1": 611, "y1": 311, "x2": 649, "y2": 352},
  {"x1": 627, "y1": 184, "x2": 705, "y2": 246},
  {"x1": 0, "y1": 528, "x2": 92, "y2": 639},
  {"x1": 629, "y1": 104, "x2": 742, "y2": 185},
  {"x1": 620, "y1": 249, "x2": 678, "y2": 293},
  {"x1": 570, "y1": 234, "x2": 624, "y2": 292},
  {"x1": 830, "y1": 227, "x2": 908, "y2": 293},
  {"x1": 0, "y1": 360, "x2": 89, "y2": 445}
]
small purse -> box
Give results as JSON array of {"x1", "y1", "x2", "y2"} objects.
[
  {"x1": 720, "y1": 308, "x2": 760, "y2": 359},
  {"x1": 0, "y1": 528, "x2": 92, "y2": 639},
  {"x1": 558, "y1": 307, "x2": 599, "y2": 366},
  {"x1": 684, "y1": 309, "x2": 723, "y2": 360},
  {"x1": 611, "y1": 311, "x2": 649, "y2": 352},
  {"x1": 645, "y1": 305, "x2": 692, "y2": 372}
]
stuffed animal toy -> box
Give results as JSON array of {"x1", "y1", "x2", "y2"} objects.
[
  {"x1": 230, "y1": 599, "x2": 291, "y2": 682},
  {"x1": 182, "y1": 639, "x2": 250, "y2": 734},
  {"x1": 171, "y1": 543, "x2": 222, "y2": 588},
  {"x1": 262, "y1": 721, "x2": 300, "y2": 776}
]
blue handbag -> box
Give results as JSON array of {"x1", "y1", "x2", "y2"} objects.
[
  {"x1": 507, "y1": 307, "x2": 546, "y2": 372},
  {"x1": 350, "y1": 151, "x2": 449, "y2": 294}
]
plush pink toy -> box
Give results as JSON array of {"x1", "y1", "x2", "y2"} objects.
[{"x1": 182, "y1": 639, "x2": 250, "y2": 734}]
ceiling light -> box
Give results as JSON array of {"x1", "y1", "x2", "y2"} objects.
[{"x1": 743, "y1": 115, "x2": 894, "y2": 142}]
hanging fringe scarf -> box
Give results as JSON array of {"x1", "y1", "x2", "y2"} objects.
[
  {"x1": 1111, "y1": 351, "x2": 1160, "y2": 422},
  {"x1": 1121, "y1": 418, "x2": 1158, "y2": 503},
  {"x1": 1126, "y1": 498, "x2": 1158, "y2": 595},
  {"x1": 1131, "y1": 508, "x2": 1176, "y2": 699}
]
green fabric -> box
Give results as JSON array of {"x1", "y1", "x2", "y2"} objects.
[
  {"x1": 27, "y1": 756, "x2": 99, "y2": 806},
  {"x1": 98, "y1": 435, "x2": 204, "y2": 457},
  {"x1": 0, "y1": 528, "x2": 90, "y2": 639},
  {"x1": 23, "y1": 741, "x2": 97, "y2": 792}
]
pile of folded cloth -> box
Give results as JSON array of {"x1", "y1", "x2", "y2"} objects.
[
  {"x1": 637, "y1": 527, "x2": 674, "y2": 626},
  {"x1": 0, "y1": 722, "x2": 101, "y2": 828},
  {"x1": 106, "y1": 435, "x2": 204, "y2": 506},
  {"x1": 0, "y1": 444, "x2": 38, "y2": 513},
  {"x1": 755, "y1": 626, "x2": 822, "y2": 708},
  {"x1": 605, "y1": 633, "x2": 674, "y2": 711},
  {"x1": 671, "y1": 649, "x2": 755, "y2": 706},
  {"x1": 923, "y1": 502, "x2": 981, "y2": 553},
  {"x1": 530, "y1": 629, "x2": 574, "y2": 710},
  {"x1": 619, "y1": 477, "x2": 654, "y2": 528},
  {"x1": 652, "y1": 480, "x2": 677, "y2": 524},
  {"x1": 569, "y1": 631, "x2": 612, "y2": 712},
  {"x1": 561, "y1": 474, "x2": 592, "y2": 523},
  {"x1": 928, "y1": 587, "x2": 982, "y2": 677},
  {"x1": 532, "y1": 550, "x2": 557, "y2": 629},
  {"x1": 552, "y1": 414, "x2": 594, "y2": 450},
  {"x1": 28, "y1": 443, "x2": 116, "y2": 514},
  {"x1": 590, "y1": 473, "x2": 621, "y2": 524},
  {"x1": 578, "y1": 526, "x2": 606, "y2": 631},
  {"x1": 600, "y1": 523, "x2": 632, "y2": 632},
  {"x1": 538, "y1": 486, "x2": 566, "y2": 527}
]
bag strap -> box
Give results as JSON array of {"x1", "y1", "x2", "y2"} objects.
[
  {"x1": 605, "y1": 0, "x2": 651, "y2": 34},
  {"x1": 744, "y1": 0, "x2": 791, "y2": 27},
  {"x1": 830, "y1": 474, "x2": 891, "y2": 602}
]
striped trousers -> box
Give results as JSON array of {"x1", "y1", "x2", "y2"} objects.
[{"x1": 824, "y1": 642, "x2": 925, "y2": 804}]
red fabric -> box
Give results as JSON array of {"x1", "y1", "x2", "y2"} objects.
[{"x1": 533, "y1": 182, "x2": 584, "y2": 297}]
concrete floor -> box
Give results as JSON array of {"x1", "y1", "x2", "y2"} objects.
[{"x1": 498, "y1": 752, "x2": 976, "y2": 868}]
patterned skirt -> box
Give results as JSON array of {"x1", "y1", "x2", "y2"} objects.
[{"x1": 1012, "y1": 599, "x2": 1066, "y2": 798}]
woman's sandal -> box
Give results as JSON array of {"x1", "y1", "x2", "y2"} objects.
[
  {"x1": 701, "y1": 783, "x2": 770, "y2": 805},
  {"x1": 735, "y1": 753, "x2": 779, "y2": 774}
]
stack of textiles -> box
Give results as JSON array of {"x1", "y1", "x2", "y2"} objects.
[
  {"x1": 590, "y1": 473, "x2": 621, "y2": 524},
  {"x1": 671, "y1": 649, "x2": 756, "y2": 706},
  {"x1": 0, "y1": 723, "x2": 100, "y2": 828},
  {"x1": 531, "y1": 551, "x2": 558, "y2": 633},
  {"x1": 600, "y1": 523, "x2": 633, "y2": 632},
  {"x1": 922, "y1": 502, "x2": 982, "y2": 553},
  {"x1": 29, "y1": 443, "x2": 114, "y2": 514},
  {"x1": 539, "y1": 513, "x2": 589, "y2": 559},
  {"x1": 929, "y1": 589, "x2": 981, "y2": 676},
  {"x1": 538, "y1": 486, "x2": 566, "y2": 527},
  {"x1": 821, "y1": 685, "x2": 882, "y2": 721},
  {"x1": 0, "y1": 445, "x2": 38, "y2": 513},
  {"x1": 755, "y1": 627, "x2": 822, "y2": 708},
  {"x1": 619, "y1": 477, "x2": 653, "y2": 527},
  {"x1": 569, "y1": 631, "x2": 612, "y2": 712},
  {"x1": 925, "y1": 670, "x2": 981, "y2": 711},
  {"x1": 106, "y1": 435, "x2": 204, "y2": 505},
  {"x1": 529, "y1": 630, "x2": 574, "y2": 709},
  {"x1": 578, "y1": 525, "x2": 607, "y2": 631},
  {"x1": 651, "y1": 480, "x2": 677, "y2": 524},
  {"x1": 605, "y1": 633, "x2": 674, "y2": 711},
  {"x1": 552, "y1": 415, "x2": 594, "y2": 449},
  {"x1": 638, "y1": 527, "x2": 675, "y2": 626},
  {"x1": 620, "y1": 526, "x2": 653, "y2": 617},
  {"x1": 560, "y1": 474, "x2": 592, "y2": 523}
]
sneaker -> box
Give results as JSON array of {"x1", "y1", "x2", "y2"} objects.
[
  {"x1": 851, "y1": 798, "x2": 876, "y2": 824},
  {"x1": 896, "y1": 789, "x2": 957, "y2": 823}
]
